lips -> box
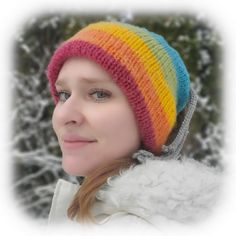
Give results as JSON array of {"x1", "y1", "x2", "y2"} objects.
[{"x1": 61, "y1": 134, "x2": 97, "y2": 149}]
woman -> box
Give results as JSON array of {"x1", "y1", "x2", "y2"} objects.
[{"x1": 46, "y1": 21, "x2": 221, "y2": 230}]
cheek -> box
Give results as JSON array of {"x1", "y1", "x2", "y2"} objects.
[
  {"x1": 92, "y1": 103, "x2": 140, "y2": 147},
  {"x1": 52, "y1": 106, "x2": 60, "y2": 135}
]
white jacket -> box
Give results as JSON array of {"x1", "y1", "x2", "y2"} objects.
[{"x1": 48, "y1": 156, "x2": 222, "y2": 231}]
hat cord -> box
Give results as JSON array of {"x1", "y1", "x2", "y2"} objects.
[{"x1": 133, "y1": 88, "x2": 198, "y2": 163}]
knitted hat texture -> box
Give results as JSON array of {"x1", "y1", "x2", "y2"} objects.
[{"x1": 47, "y1": 21, "x2": 190, "y2": 154}]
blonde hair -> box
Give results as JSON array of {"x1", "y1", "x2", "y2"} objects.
[{"x1": 67, "y1": 155, "x2": 137, "y2": 223}]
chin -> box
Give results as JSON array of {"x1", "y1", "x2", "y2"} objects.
[
  {"x1": 62, "y1": 162, "x2": 90, "y2": 177},
  {"x1": 61, "y1": 153, "x2": 99, "y2": 176},
  {"x1": 62, "y1": 167, "x2": 78, "y2": 176}
]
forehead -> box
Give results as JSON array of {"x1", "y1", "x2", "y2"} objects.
[{"x1": 56, "y1": 57, "x2": 112, "y2": 84}]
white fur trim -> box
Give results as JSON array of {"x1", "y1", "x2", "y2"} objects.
[{"x1": 96, "y1": 158, "x2": 222, "y2": 224}]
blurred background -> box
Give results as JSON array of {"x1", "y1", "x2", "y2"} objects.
[{"x1": 11, "y1": 12, "x2": 224, "y2": 221}]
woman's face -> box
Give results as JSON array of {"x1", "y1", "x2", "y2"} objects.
[{"x1": 52, "y1": 57, "x2": 140, "y2": 176}]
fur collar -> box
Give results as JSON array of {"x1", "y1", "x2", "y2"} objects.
[{"x1": 95, "y1": 157, "x2": 222, "y2": 225}]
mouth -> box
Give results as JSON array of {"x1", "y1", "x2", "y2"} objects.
[
  {"x1": 61, "y1": 134, "x2": 97, "y2": 149},
  {"x1": 62, "y1": 140, "x2": 96, "y2": 149}
]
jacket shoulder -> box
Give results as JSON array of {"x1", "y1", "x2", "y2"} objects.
[
  {"x1": 48, "y1": 179, "x2": 79, "y2": 224},
  {"x1": 99, "y1": 211, "x2": 156, "y2": 230}
]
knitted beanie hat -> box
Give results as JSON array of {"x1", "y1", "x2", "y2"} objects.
[{"x1": 47, "y1": 21, "x2": 190, "y2": 154}]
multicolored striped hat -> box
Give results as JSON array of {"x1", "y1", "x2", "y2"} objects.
[{"x1": 47, "y1": 21, "x2": 190, "y2": 154}]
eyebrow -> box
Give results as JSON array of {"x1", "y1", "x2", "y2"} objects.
[{"x1": 55, "y1": 77, "x2": 111, "y2": 86}]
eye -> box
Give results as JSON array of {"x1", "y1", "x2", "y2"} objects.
[
  {"x1": 54, "y1": 91, "x2": 71, "y2": 102},
  {"x1": 89, "y1": 88, "x2": 112, "y2": 102}
]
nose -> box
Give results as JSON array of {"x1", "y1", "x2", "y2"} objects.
[{"x1": 59, "y1": 95, "x2": 85, "y2": 126}]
